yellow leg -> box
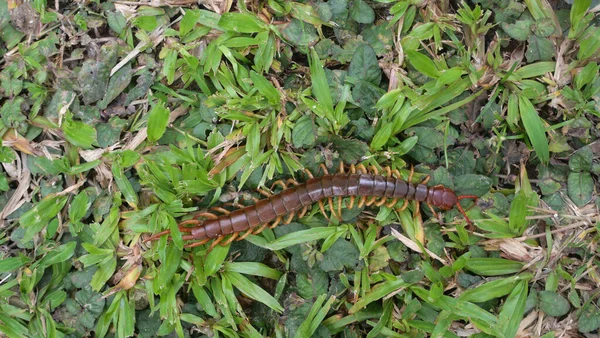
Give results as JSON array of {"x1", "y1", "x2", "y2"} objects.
[
  {"x1": 328, "y1": 197, "x2": 340, "y2": 220},
  {"x1": 298, "y1": 206, "x2": 308, "y2": 219},
  {"x1": 356, "y1": 164, "x2": 368, "y2": 174},
  {"x1": 184, "y1": 237, "x2": 211, "y2": 249},
  {"x1": 318, "y1": 163, "x2": 329, "y2": 175},
  {"x1": 407, "y1": 165, "x2": 415, "y2": 183},
  {"x1": 374, "y1": 197, "x2": 388, "y2": 207},
  {"x1": 287, "y1": 178, "x2": 300, "y2": 186},
  {"x1": 271, "y1": 180, "x2": 288, "y2": 191},
  {"x1": 392, "y1": 169, "x2": 402, "y2": 179},
  {"x1": 208, "y1": 236, "x2": 225, "y2": 251},
  {"x1": 396, "y1": 199, "x2": 409, "y2": 212},
  {"x1": 318, "y1": 200, "x2": 329, "y2": 220},
  {"x1": 252, "y1": 223, "x2": 269, "y2": 235},
  {"x1": 358, "y1": 196, "x2": 367, "y2": 208},
  {"x1": 347, "y1": 195, "x2": 356, "y2": 209},
  {"x1": 349, "y1": 164, "x2": 356, "y2": 174},
  {"x1": 382, "y1": 166, "x2": 392, "y2": 177},
  {"x1": 385, "y1": 198, "x2": 399, "y2": 208},
  {"x1": 258, "y1": 189, "x2": 272, "y2": 197},
  {"x1": 210, "y1": 207, "x2": 230, "y2": 215},
  {"x1": 369, "y1": 165, "x2": 379, "y2": 175},
  {"x1": 269, "y1": 216, "x2": 282, "y2": 229},
  {"x1": 223, "y1": 232, "x2": 239, "y2": 245},
  {"x1": 284, "y1": 212, "x2": 295, "y2": 224},
  {"x1": 365, "y1": 196, "x2": 378, "y2": 206},
  {"x1": 304, "y1": 168, "x2": 315, "y2": 178},
  {"x1": 421, "y1": 175, "x2": 430, "y2": 185},
  {"x1": 337, "y1": 197, "x2": 343, "y2": 219},
  {"x1": 238, "y1": 228, "x2": 254, "y2": 241},
  {"x1": 338, "y1": 162, "x2": 345, "y2": 173},
  {"x1": 196, "y1": 212, "x2": 218, "y2": 220}
]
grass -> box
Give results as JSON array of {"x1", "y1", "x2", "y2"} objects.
[{"x1": 1, "y1": 0, "x2": 600, "y2": 337}]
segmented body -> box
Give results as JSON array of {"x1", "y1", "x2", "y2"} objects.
[{"x1": 144, "y1": 165, "x2": 476, "y2": 249}]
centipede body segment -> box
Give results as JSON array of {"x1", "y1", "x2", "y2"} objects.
[{"x1": 144, "y1": 164, "x2": 478, "y2": 250}]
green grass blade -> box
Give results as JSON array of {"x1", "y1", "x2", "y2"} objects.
[{"x1": 518, "y1": 96, "x2": 549, "y2": 164}]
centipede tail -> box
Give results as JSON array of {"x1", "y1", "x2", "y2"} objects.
[{"x1": 144, "y1": 163, "x2": 479, "y2": 250}]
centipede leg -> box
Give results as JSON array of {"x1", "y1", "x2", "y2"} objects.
[
  {"x1": 385, "y1": 198, "x2": 399, "y2": 208},
  {"x1": 369, "y1": 165, "x2": 379, "y2": 175},
  {"x1": 287, "y1": 178, "x2": 300, "y2": 186},
  {"x1": 298, "y1": 206, "x2": 308, "y2": 218},
  {"x1": 318, "y1": 200, "x2": 330, "y2": 220},
  {"x1": 356, "y1": 164, "x2": 368, "y2": 174},
  {"x1": 328, "y1": 197, "x2": 341, "y2": 221},
  {"x1": 184, "y1": 238, "x2": 211, "y2": 249},
  {"x1": 338, "y1": 162, "x2": 345, "y2": 173},
  {"x1": 382, "y1": 166, "x2": 392, "y2": 177},
  {"x1": 397, "y1": 199, "x2": 409, "y2": 211},
  {"x1": 269, "y1": 216, "x2": 282, "y2": 229},
  {"x1": 222, "y1": 233, "x2": 239, "y2": 246},
  {"x1": 426, "y1": 203, "x2": 439, "y2": 220},
  {"x1": 210, "y1": 207, "x2": 230, "y2": 215},
  {"x1": 258, "y1": 188, "x2": 272, "y2": 197},
  {"x1": 207, "y1": 236, "x2": 225, "y2": 251},
  {"x1": 347, "y1": 195, "x2": 356, "y2": 209},
  {"x1": 349, "y1": 164, "x2": 356, "y2": 174},
  {"x1": 284, "y1": 212, "x2": 295, "y2": 225},
  {"x1": 374, "y1": 197, "x2": 388, "y2": 207},
  {"x1": 456, "y1": 195, "x2": 479, "y2": 226},
  {"x1": 304, "y1": 168, "x2": 315, "y2": 179},
  {"x1": 237, "y1": 228, "x2": 254, "y2": 241},
  {"x1": 318, "y1": 163, "x2": 329, "y2": 175},
  {"x1": 271, "y1": 180, "x2": 288, "y2": 191},
  {"x1": 407, "y1": 165, "x2": 415, "y2": 183},
  {"x1": 358, "y1": 196, "x2": 367, "y2": 208},
  {"x1": 337, "y1": 196, "x2": 343, "y2": 219},
  {"x1": 365, "y1": 196, "x2": 378, "y2": 206}
]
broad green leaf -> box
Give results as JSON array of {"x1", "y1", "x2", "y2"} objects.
[
  {"x1": 579, "y1": 304, "x2": 600, "y2": 333},
  {"x1": 406, "y1": 50, "x2": 441, "y2": 79},
  {"x1": 295, "y1": 295, "x2": 336, "y2": 338},
  {"x1": 569, "y1": 0, "x2": 591, "y2": 37},
  {"x1": 568, "y1": 172, "x2": 593, "y2": 207},
  {"x1": 308, "y1": 48, "x2": 334, "y2": 114},
  {"x1": 460, "y1": 273, "x2": 532, "y2": 303},
  {"x1": 538, "y1": 291, "x2": 570, "y2": 317},
  {"x1": 292, "y1": 115, "x2": 316, "y2": 148},
  {"x1": 35, "y1": 242, "x2": 77, "y2": 269},
  {"x1": 0, "y1": 255, "x2": 31, "y2": 273},
  {"x1": 265, "y1": 227, "x2": 338, "y2": 250},
  {"x1": 348, "y1": 44, "x2": 381, "y2": 84},
  {"x1": 350, "y1": 0, "x2": 375, "y2": 24},
  {"x1": 218, "y1": 12, "x2": 269, "y2": 33},
  {"x1": 371, "y1": 123, "x2": 393, "y2": 151},
  {"x1": 464, "y1": 258, "x2": 524, "y2": 276},
  {"x1": 224, "y1": 262, "x2": 282, "y2": 280},
  {"x1": 19, "y1": 195, "x2": 68, "y2": 243},
  {"x1": 204, "y1": 243, "x2": 229, "y2": 277},
  {"x1": 69, "y1": 191, "x2": 90, "y2": 222},
  {"x1": 349, "y1": 278, "x2": 408, "y2": 314},
  {"x1": 147, "y1": 102, "x2": 170, "y2": 143},
  {"x1": 224, "y1": 271, "x2": 284, "y2": 313},
  {"x1": 568, "y1": 146, "x2": 593, "y2": 172},
  {"x1": 180, "y1": 9, "x2": 201, "y2": 36},
  {"x1": 62, "y1": 114, "x2": 97, "y2": 149},
  {"x1": 518, "y1": 96, "x2": 549, "y2": 164}
]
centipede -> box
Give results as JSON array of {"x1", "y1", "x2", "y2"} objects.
[{"x1": 144, "y1": 163, "x2": 478, "y2": 250}]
